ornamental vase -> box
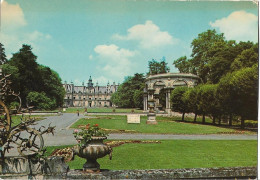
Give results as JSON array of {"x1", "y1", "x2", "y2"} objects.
[{"x1": 73, "y1": 136, "x2": 112, "y2": 171}]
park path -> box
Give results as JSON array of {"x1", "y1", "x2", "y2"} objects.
[{"x1": 33, "y1": 113, "x2": 257, "y2": 146}]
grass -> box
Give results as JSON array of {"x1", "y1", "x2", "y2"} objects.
[
  {"x1": 70, "y1": 115, "x2": 239, "y2": 134},
  {"x1": 10, "y1": 115, "x2": 49, "y2": 127},
  {"x1": 64, "y1": 107, "x2": 143, "y2": 113},
  {"x1": 45, "y1": 140, "x2": 257, "y2": 170}
]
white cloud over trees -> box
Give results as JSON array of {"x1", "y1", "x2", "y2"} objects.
[{"x1": 210, "y1": 11, "x2": 258, "y2": 42}]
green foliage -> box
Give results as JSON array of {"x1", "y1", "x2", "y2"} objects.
[
  {"x1": 244, "y1": 120, "x2": 258, "y2": 128},
  {"x1": 148, "y1": 57, "x2": 170, "y2": 75},
  {"x1": 231, "y1": 43, "x2": 258, "y2": 71},
  {"x1": 111, "y1": 73, "x2": 145, "y2": 108},
  {"x1": 3, "y1": 44, "x2": 64, "y2": 110},
  {"x1": 26, "y1": 91, "x2": 56, "y2": 110},
  {"x1": 170, "y1": 87, "x2": 190, "y2": 120},
  {"x1": 173, "y1": 56, "x2": 191, "y2": 73},
  {"x1": 217, "y1": 65, "x2": 258, "y2": 126},
  {"x1": 197, "y1": 84, "x2": 219, "y2": 117},
  {"x1": 172, "y1": 29, "x2": 258, "y2": 126},
  {"x1": 73, "y1": 124, "x2": 107, "y2": 146},
  {"x1": 183, "y1": 87, "x2": 199, "y2": 117}
]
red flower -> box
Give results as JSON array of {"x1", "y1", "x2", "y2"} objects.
[{"x1": 94, "y1": 124, "x2": 99, "y2": 127}]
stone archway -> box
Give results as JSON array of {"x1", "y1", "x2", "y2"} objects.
[{"x1": 143, "y1": 73, "x2": 199, "y2": 114}]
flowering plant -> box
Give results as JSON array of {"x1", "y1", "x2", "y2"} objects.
[{"x1": 73, "y1": 124, "x2": 107, "y2": 146}]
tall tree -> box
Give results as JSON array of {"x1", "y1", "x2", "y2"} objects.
[
  {"x1": 3, "y1": 44, "x2": 65, "y2": 109},
  {"x1": 190, "y1": 29, "x2": 226, "y2": 83},
  {"x1": 148, "y1": 58, "x2": 170, "y2": 75}
]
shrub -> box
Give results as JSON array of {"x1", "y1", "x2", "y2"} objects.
[{"x1": 244, "y1": 120, "x2": 258, "y2": 128}]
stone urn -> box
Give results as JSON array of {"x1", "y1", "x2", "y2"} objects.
[{"x1": 73, "y1": 136, "x2": 112, "y2": 171}]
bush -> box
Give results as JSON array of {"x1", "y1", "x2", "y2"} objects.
[
  {"x1": 244, "y1": 120, "x2": 258, "y2": 128},
  {"x1": 26, "y1": 91, "x2": 56, "y2": 110}
]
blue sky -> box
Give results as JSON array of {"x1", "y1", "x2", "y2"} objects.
[{"x1": 1, "y1": 0, "x2": 258, "y2": 85}]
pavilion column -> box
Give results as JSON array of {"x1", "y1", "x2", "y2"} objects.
[
  {"x1": 165, "y1": 88, "x2": 172, "y2": 113},
  {"x1": 143, "y1": 92, "x2": 148, "y2": 111}
]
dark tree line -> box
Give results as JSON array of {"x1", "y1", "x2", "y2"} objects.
[
  {"x1": 1, "y1": 43, "x2": 65, "y2": 110},
  {"x1": 171, "y1": 29, "x2": 258, "y2": 128}
]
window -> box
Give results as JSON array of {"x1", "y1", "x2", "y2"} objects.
[{"x1": 74, "y1": 97, "x2": 76, "y2": 100}]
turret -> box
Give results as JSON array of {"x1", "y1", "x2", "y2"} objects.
[{"x1": 88, "y1": 76, "x2": 94, "y2": 87}]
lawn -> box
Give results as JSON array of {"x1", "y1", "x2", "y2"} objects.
[
  {"x1": 70, "y1": 115, "x2": 238, "y2": 134},
  {"x1": 64, "y1": 107, "x2": 143, "y2": 113},
  {"x1": 10, "y1": 115, "x2": 49, "y2": 126},
  {"x1": 45, "y1": 140, "x2": 257, "y2": 170}
]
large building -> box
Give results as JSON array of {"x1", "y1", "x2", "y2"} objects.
[{"x1": 63, "y1": 76, "x2": 119, "y2": 107}]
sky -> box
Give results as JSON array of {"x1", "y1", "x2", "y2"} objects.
[{"x1": 0, "y1": 0, "x2": 258, "y2": 86}]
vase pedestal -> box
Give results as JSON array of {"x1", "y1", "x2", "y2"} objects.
[
  {"x1": 146, "y1": 112, "x2": 157, "y2": 124},
  {"x1": 83, "y1": 158, "x2": 100, "y2": 171}
]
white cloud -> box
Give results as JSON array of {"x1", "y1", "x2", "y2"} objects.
[
  {"x1": 210, "y1": 11, "x2": 258, "y2": 42},
  {"x1": 89, "y1": 55, "x2": 93, "y2": 60},
  {"x1": 1, "y1": 1, "x2": 52, "y2": 57},
  {"x1": 1, "y1": 0, "x2": 27, "y2": 30},
  {"x1": 113, "y1": 20, "x2": 177, "y2": 49},
  {"x1": 94, "y1": 44, "x2": 137, "y2": 80}
]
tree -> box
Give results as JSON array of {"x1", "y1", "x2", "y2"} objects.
[
  {"x1": 3, "y1": 44, "x2": 65, "y2": 109},
  {"x1": 38, "y1": 65, "x2": 65, "y2": 107},
  {"x1": 190, "y1": 29, "x2": 226, "y2": 83},
  {"x1": 148, "y1": 58, "x2": 170, "y2": 75},
  {"x1": 0, "y1": 43, "x2": 7, "y2": 65},
  {"x1": 171, "y1": 86, "x2": 190, "y2": 121},
  {"x1": 231, "y1": 43, "x2": 258, "y2": 71},
  {"x1": 197, "y1": 84, "x2": 219, "y2": 124},
  {"x1": 217, "y1": 64, "x2": 258, "y2": 128},
  {"x1": 111, "y1": 73, "x2": 145, "y2": 108},
  {"x1": 173, "y1": 56, "x2": 191, "y2": 73},
  {"x1": 26, "y1": 91, "x2": 56, "y2": 110},
  {"x1": 183, "y1": 87, "x2": 200, "y2": 122}
]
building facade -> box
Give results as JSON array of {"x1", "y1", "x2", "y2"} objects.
[{"x1": 63, "y1": 76, "x2": 119, "y2": 107}]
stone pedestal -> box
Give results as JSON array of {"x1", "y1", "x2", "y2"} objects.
[
  {"x1": 146, "y1": 99, "x2": 157, "y2": 125},
  {"x1": 146, "y1": 113, "x2": 157, "y2": 124}
]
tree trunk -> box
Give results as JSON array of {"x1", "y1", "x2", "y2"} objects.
[
  {"x1": 218, "y1": 115, "x2": 221, "y2": 125},
  {"x1": 182, "y1": 112, "x2": 185, "y2": 121},
  {"x1": 202, "y1": 113, "x2": 205, "y2": 124},
  {"x1": 194, "y1": 113, "x2": 197, "y2": 122},
  {"x1": 229, "y1": 114, "x2": 232, "y2": 126},
  {"x1": 212, "y1": 116, "x2": 216, "y2": 124},
  {"x1": 241, "y1": 116, "x2": 245, "y2": 129}
]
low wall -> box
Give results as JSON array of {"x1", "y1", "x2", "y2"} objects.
[{"x1": 0, "y1": 167, "x2": 257, "y2": 179}]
